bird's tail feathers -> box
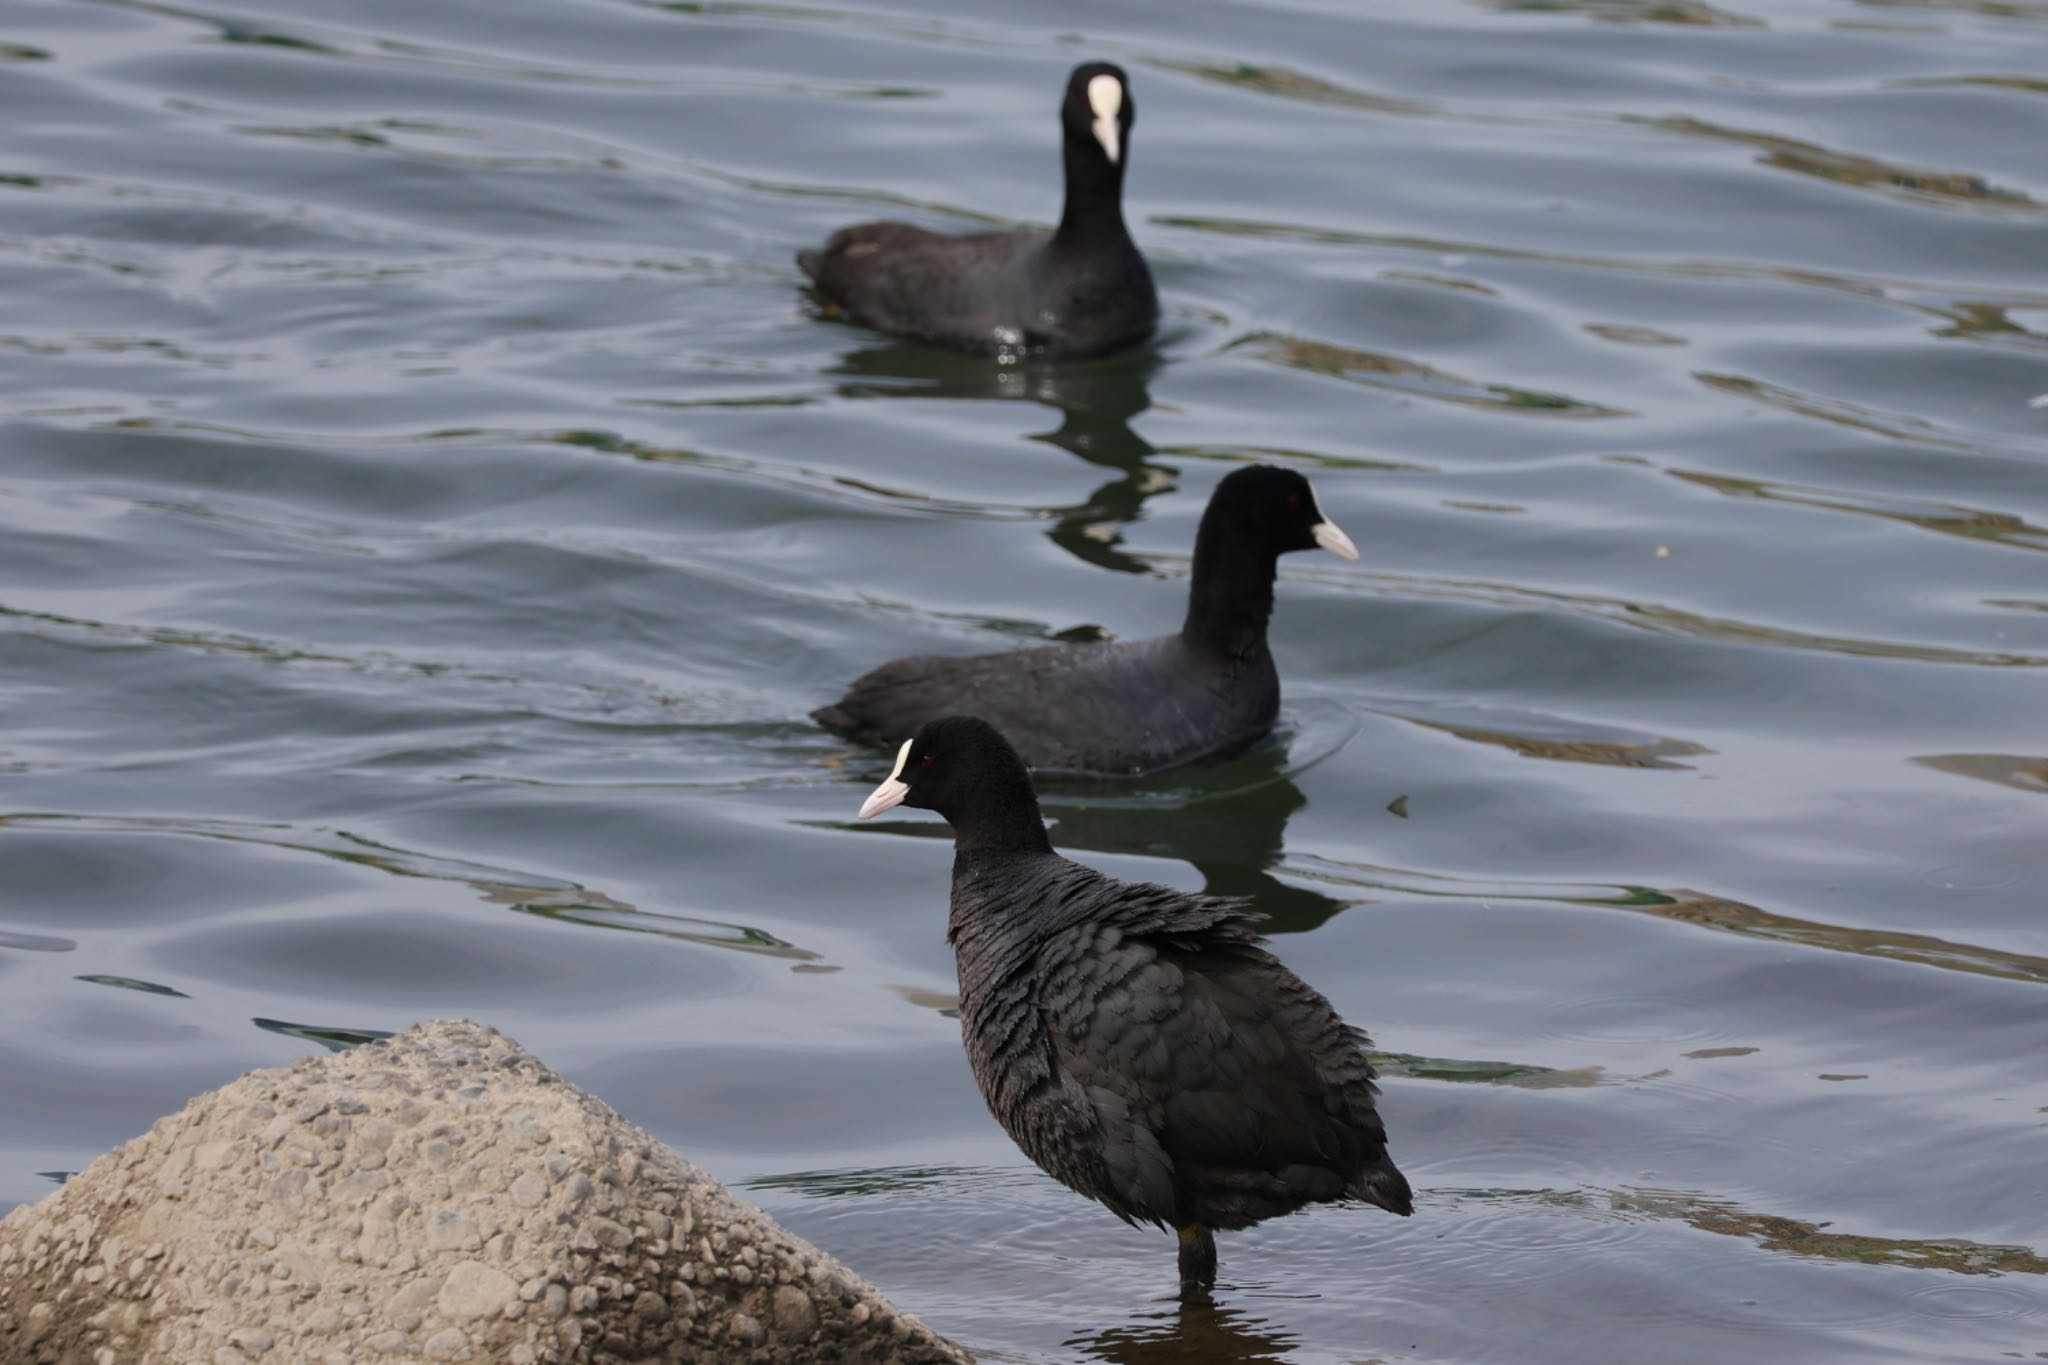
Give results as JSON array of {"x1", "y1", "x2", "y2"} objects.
[{"x1": 1355, "y1": 1159, "x2": 1413, "y2": 1217}]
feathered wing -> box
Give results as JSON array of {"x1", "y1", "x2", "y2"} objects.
[
  {"x1": 812, "y1": 647, "x2": 1068, "y2": 749},
  {"x1": 814, "y1": 636, "x2": 1277, "y2": 779},
  {"x1": 950, "y1": 860, "x2": 1254, "y2": 1227},
  {"x1": 1146, "y1": 946, "x2": 1412, "y2": 1224},
  {"x1": 953, "y1": 858, "x2": 1408, "y2": 1231},
  {"x1": 797, "y1": 223, "x2": 1034, "y2": 350}
]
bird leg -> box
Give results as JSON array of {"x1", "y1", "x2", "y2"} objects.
[{"x1": 1177, "y1": 1224, "x2": 1217, "y2": 1292}]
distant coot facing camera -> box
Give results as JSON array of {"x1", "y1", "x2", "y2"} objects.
[
  {"x1": 856, "y1": 716, "x2": 1411, "y2": 1288},
  {"x1": 814, "y1": 465, "x2": 1358, "y2": 779},
  {"x1": 797, "y1": 62, "x2": 1157, "y2": 359}
]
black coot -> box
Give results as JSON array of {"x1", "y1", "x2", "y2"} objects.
[
  {"x1": 856, "y1": 715, "x2": 1411, "y2": 1287},
  {"x1": 814, "y1": 465, "x2": 1358, "y2": 779},
  {"x1": 797, "y1": 62, "x2": 1157, "y2": 359}
]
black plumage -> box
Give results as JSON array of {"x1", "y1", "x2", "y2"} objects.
[
  {"x1": 815, "y1": 464, "x2": 1360, "y2": 779},
  {"x1": 857, "y1": 716, "x2": 1411, "y2": 1287},
  {"x1": 797, "y1": 62, "x2": 1157, "y2": 359}
]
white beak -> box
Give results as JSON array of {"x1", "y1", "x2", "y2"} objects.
[
  {"x1": 1092, "y1": 115, "x2": 1120, "y2": 165},
  {"x1": 1087, "y1": 73, "x2": 1123, "y2": 165},
  {"x1": 857, "y1": 739, "x2": 914, "y2": 820},
  {"x1": 1313, "y1": 519, "x2": 1359, "y2": 561},
  {"x1": 1308, "y1": 483, "x2": 1358, "y2": 560}
]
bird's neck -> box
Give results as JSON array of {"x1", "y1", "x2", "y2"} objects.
[
  {"x1": 1054, "y1": 136, "x2": 1129, "y2": 249},
  {"x1": 1180, "y1": 522, "x2": 1279, "y2": 661},
  {"x1": 944, "y1": 783, "x2": 1055, "y2": 861}
]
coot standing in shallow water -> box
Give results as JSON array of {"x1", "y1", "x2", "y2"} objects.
[
  {"x1": 797, "y1": 62, "x2": 1157, "y2": 359},
  {"x1": 856, "y1": 716, "x2": 1412, "y2": 1289},
  {"x1": 814, "y1": 464, "x2": 1359, "y2": 779}
]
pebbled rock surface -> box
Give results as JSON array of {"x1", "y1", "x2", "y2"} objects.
[{"x1": 0, "y1": 1019, "x2": 971, "y2": 1364}]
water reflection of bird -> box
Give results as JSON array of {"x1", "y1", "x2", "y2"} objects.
[
  {"x1": 1040, "y1": 749, "x2": 1350, "y2": 936},
  {"x1": 798, "y1": 63, "x2": 1157, "y2": 360},
  {"x1": 826, "y1": 339, "x2": 1169, "y2": 575},
  {"x1": 1073, "y1": 1293, "x2": 1300, "y2": 1364},
  {"x1": 862, "y1": 748, "x2": 1350, "y2": 935},
  {"x1": 857, "y1": 717, "x2": 1412, "y2": 1291}
]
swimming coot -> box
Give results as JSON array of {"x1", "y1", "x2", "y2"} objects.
[
  {"x1": 856, "y1": 715, "x2": 1412, "y2": 1288},
  {"x1": 814, "y1": 464, "x2": 1358, "y2": 779},
  {"x1": 797, "y1": 62, "x2": 1157, "y2": 359}
]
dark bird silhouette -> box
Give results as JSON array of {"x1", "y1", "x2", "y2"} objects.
[
  {"x1": 815, "y1": 465, "x2": 1359, "y2": 779},
  {"x1": 856, "y1": 716, "x2": 1411, "y2": 1288},
  {"x1": 798, "y1": 62, "x2": 1157, "y2": 359}
]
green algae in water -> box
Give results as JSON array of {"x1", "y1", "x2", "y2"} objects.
[
  {"x1": 1367, "y1": 1051, "x2": 1602, "y2": 1088},
  {"x1": 253, "y1": 1018, "x2": 396, "y2": 1052},
  {"x1": 75, "y1": 974, "x2": 190, "y2": 998},
  {"x1": 1615, "y1": 1190, "x2": 2048, "y2": 1276}
]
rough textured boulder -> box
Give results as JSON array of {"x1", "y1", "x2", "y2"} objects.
[{"x1": 0, "y1": 1020, "x2": 970, "y2": 1364}]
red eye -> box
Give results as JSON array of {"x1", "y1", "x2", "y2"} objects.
[
  {"x1": 920, "y1": 755, "x2": 935, "y2": 769},
  {"x1": 1287, "y1": 494, "x2": 1302, "y2": 510}
]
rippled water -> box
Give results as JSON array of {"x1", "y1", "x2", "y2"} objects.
[{"x1": 4, "y1": 0, "x2": 2047, "y2": 1358}]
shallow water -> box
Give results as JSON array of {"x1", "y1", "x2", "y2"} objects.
[{"x1": 3, "y1": 0, "x2": 2047, "y2": 1358}]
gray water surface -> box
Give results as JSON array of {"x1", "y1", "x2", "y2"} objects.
[{"x1": 3, "y1": 0, "x2": 2047, "y2": 1359}]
